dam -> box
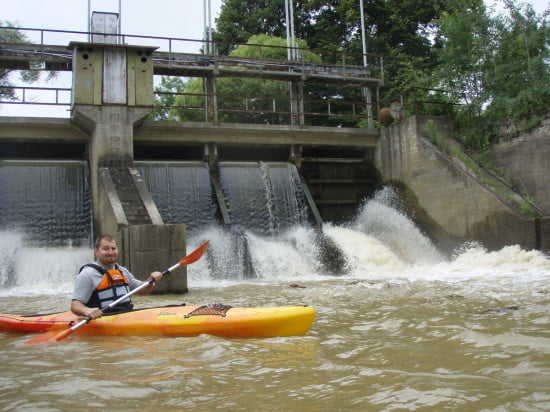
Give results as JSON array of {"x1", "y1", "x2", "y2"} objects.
[{"x1": 1, "y1": 18, "x2": 548, "y2": 292}]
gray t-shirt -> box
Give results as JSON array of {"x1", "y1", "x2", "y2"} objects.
[{"x1": 72, "y1": 263, "x2": 143, "y2": 307}]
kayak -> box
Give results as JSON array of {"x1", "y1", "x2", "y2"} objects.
[{"x1": 0, "y1": 304, "x2": 316, "y2": 338}]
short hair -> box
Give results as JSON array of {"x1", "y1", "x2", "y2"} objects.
[{"x1": 95, "y1": 234, "x2": 116, "y2": 249}]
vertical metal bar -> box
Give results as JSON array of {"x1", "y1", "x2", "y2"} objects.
[
  {"x1": 284, "y1": 0, "x2": 291, "y2": 60},
  {"x1": 208, "y1": 0, "x2": 212, "y2": 54},
  {"x1": 40, "y1": 30, "x2": 44, "y2": 62},
  {"x1": 359, "y1": 0, "x2": 367, "y2": 67},
  {"x1": 359, "y1": 0, "x2": 373, "y2": 128},
  {"x1": 88, "y1": 0, "x2": 91, "y2": 42},
  {"x1": 289, "y1": 0, "x2": 296, "y2": 59},
  {"x1": 203, "y1": 0, "x2": 208, "y2": 54},
  {"x1": 118, "y1": 0, "x2": 122, "y2": 39},
  {"x1": 169, "y1": 38, "x2": 172, "y2": 66}
]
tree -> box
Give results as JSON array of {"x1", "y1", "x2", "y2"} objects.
[
  {"x1": 151, "y1": 76, "x2": 188, "y2": 121},
  {"x1": 433, "y1": 0, "x2": 490, "y2": 107},
  {"x1": 214, "y1": 0, "x2": 453, "y2": 104},
  {"x1": 484, "y1": 1, "x2": 550, "y2": 118},
  {"x1": 0, "y1": 22, "x2": 56, "y2": 101},
  {"x1": 433, "y1": 0, "x2": 549, "y2": 151},
  {"x1": 214, "y1": 0, "x2": 291, "y2": 54}
]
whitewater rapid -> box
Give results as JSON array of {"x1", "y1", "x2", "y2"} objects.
[{"x1": 2, "y1": 189, "x2": 547, "y2": 297}]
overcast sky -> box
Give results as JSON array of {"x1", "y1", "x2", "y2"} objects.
[{"x1": 1, "y1": 0, "x2": 548, "y2": 117}]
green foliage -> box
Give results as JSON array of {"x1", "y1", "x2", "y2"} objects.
[
  {"x1": 156, "y1": 0, "x2": 548, "y2": 139},
  {"x1": 150, "y1": 77, "x2": 188, "y2": 121},
  {"x1": 157, "y1": 35, "x2": 323, "y2": 124},
  {"x1": 214, "y1": 0, "x2": 450, "y2": 101},
  {"x1": 214, "y1": 0, "x2": 291, "y2": 54},
  {"x1": 519, "y1": 196, "x2": 536, "y2": 217},
  {"x1": 1, "y1": 22, "x2": 58, "y2": 100},
  {"x1": 483, "y1": 1, "x2": 550, "y2": 118}
]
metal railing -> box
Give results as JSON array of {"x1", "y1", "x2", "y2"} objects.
[
  {"x1": 1, "y1": 26, "x2": 383, "y2": 81},
  {"x1": 1, "y1": 26, "x2": 382, "y2": 125},
  {"x1": 154, "y1": 90, "x2": 373, "y2": 126},
  {"x1": 1, "y1": 86, "x2": 374, "y2": 126},
  {"x1": 0, "y1": 86, "x2": 71, "y2": 105}
]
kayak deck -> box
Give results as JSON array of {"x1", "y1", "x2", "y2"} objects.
[{"x1": 0, "y1": 304, "x2": 316, "y2": 338}]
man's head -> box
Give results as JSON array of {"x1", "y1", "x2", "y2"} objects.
[{"x1": 94, "y1": 235, "x2": 118, "y2": 268}]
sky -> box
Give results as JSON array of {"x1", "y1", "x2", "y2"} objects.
[{"x1": 1, "y1": 0, "x2": 548, "y2": 117}]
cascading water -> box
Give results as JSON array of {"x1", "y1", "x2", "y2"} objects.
[
  {"x1": 0, "y1": 160, "x2": 92, "y2": 293},
  {"x1": 218, "y1": 162, "x2": 310, "y2": 236},
  {"x1": 351, "y1": 186, "x2": 442, "y2": 264},
  {"x1": 0, "y1": 161, "x2": 92, "y2": 247},
  {"x1": 136, "y1": 161, "x2": 218, "y2": 234},
  {"x1": 138, "y1": 160, "x2": 315, "y2": 279},
  {"x1": 1, "y1": 158, "x2": 548, "y2": 293}
]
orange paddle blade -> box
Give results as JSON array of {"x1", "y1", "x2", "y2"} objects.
[
  {"x1": 23, "y1": 328, "x2": 73, "y2": 346},
  {"x1": 24, "y1": 318, "x2": 89, "y2": 346},
  {"x1": 179, "y1": 241, "x2": 209, "y2": 266}
]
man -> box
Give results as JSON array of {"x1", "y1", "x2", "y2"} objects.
[{"x1": 71, "y1": 234, "x2": 163, "y2": 319}]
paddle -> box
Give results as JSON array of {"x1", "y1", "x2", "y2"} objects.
[{"x1": 24, "y1": 240, "x2": 209, "y2": 346}]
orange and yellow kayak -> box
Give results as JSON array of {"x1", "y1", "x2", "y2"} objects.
[{"x1": 0, "y1": 304, "x2": 316, "y2": 338}]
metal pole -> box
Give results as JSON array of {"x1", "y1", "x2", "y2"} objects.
[
  {"x1": 203, "y1": 0, "x2": 208, "y2": 54},
  {"x1": 359, "y1": 0, "x2": 373, "y2": 128},
  {"x1": 87, "y1": 0, "x2": 91, "y2": 42},
  {"x1": 359, "y1": 0, "x2": 367, "y2": 67},
  {"x1": 118, "y1": 0, "x2": 122, "y2": 42},
  {"x1": 289, "y1": 0, "x2": 297, "y2": 60},
  {"x1": 284, "y1": 0, "x2": 291, "y2": 60},
  {"x1": 208, "y1": 0, "x2": 213, "y2": 53}
]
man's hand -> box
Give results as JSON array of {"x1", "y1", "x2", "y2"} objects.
[
  {"x1": 85, "y1": 307, "x2": 103, "y2": 319},
  {"x1": 71, "y1": 299, "x2": 102, "y2": 319},
  {"x1": 149, "y1": 271, "x2": 163, "y2": 284}
]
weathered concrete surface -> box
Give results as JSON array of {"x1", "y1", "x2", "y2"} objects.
[
  {"x1": 490, "y1": 111, "x2": 550, "y2": 214},
  {"x1": 377, "y1": 115, "x2": 541, "y2": 253},
  {"x1": 0, "y1": 117, "x2": 88, "y2": 142},
  {"x1": 541, "y1": 217, "x2": 550, "y2": 255},
  {"x1": 0, "y1": 117, "x2": 379, "y2": 147},
  {"x1": 117, "y1": 224, "x2": 188, "y2": 294},
  {"x1": 134, "y1": 121, "x2": 379, "y2": 147}
]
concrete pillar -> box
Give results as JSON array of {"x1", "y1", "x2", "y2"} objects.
[
  {"x1": 540, "y1": 217, "x2": 550, "y2": 255},
  {"x1": 289, "y1": 81, "x2": 304, "y2": 126},
  {"x1": 73, "y1": 105, "x2": 152, "y2": 235},
  {"x1": 205, "y1": 77, "x2": 218, "y2": 123},
  {"x1": 117, "y1": 224, "x2": 188, "y2": 294},
  {"x1": 70, "y1": 42, "x2": 156, "y2": 236}
]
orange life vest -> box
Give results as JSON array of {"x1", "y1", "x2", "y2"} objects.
[{"x1": 81, "y1": 264, "x2": 134, "y2": 312}]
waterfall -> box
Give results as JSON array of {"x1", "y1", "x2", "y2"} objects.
[
  {"x1": 218, "y1": 162, "x2": 310, "y2": 236},
  {"x1": 138, "y1": 160, "x2": 314, "y2": 278},
  {"x1": 352, "y1": 187, "x2": 442, "y2": 263},
  {"x1": 136, "y1": 161, "x2": 218, "y2": 234},
  {"x1": 0, "y1": 161, "x2": 92, "y2": 293},
  {"x1": 0, "y1": 159, "x2": 462, "y2": 290},
  {"x1": 0, "y1": 161, "x2": 92, "y2": 247}
]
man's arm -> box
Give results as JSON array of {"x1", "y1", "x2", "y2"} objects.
[{"x1": 71, "y1": 299, "x2": 102, "y2": 319}]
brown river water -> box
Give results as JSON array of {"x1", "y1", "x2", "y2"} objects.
[{"x1": 1, "y1": 195, "x2": 549, "y2": 411}]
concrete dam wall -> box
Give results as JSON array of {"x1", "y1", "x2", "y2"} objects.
[
  {"x1": 377, "y1": 115, "x2": 549, "y2": 254},
  {"x1": 1, "y1": 114, "x2": 548, "y2": 293}
]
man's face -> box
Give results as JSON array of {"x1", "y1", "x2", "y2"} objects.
[{"x1": 95, "y1": 239, "x2": 118, "y2": 267}]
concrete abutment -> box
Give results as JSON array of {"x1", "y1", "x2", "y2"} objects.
[{"x1": 378, "y1": 115, "x2": 548, "y2": 255}]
